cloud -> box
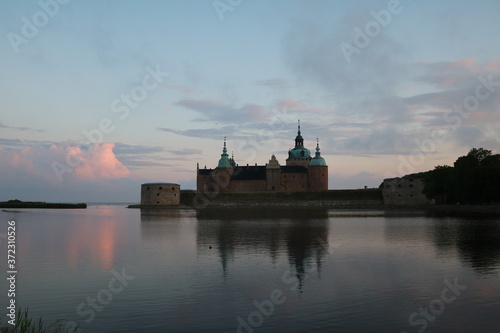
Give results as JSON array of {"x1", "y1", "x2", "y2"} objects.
[
  {"x1": 176, "y1": 99, "x2": 269, "y2": 123},
  {"x1": 71, "y1": 143, "x2": 130, "y2": 180},
  {"x1": 282, "y1": 13, "x2": 410, "y2": 118},
  {"x1": 169, "y1": 149, "x2": 203, "y2": 156},
  {"x1": 407, "y1": 60, "x2": 500, "y2": 115},
  {"x1": 0, "y1": 121, "x2": 44, "y2": 132},
  {"x1": 162, "y1": 83, "x2": 194, "y2": 94},
  {"x1": 282, "y1": 10, "x2": 500, "y2": 155},
  {"x1": 157, "y1": 125, "x2": 238, "y2": 140},
  {"x1": 254, "y1": 79, "x2": 294, "y2": 87},
  {"x1": 0, "y1": 142, "x2": 139, "y2": 202}
]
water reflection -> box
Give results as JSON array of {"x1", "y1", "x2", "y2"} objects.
[
  {"x1": 434, "y1": 217, "x2": 500, "y2": 274},
  {"x1": 195, "y1": 208, "x2": 330, "y2": 289},
  {"x1": 140, "y1": 209, "x2": 186, "y2": 241},
  {"x1": 384, "y1": 214, "x2": 500, "y2": 275}
]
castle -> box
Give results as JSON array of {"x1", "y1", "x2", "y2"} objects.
[{"x1": 197, "y1": 121, "x2": 328, "y2": 192}]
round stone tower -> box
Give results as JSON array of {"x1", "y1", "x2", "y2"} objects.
[
  {"x1": 308, "y1": 140, "x2": 328, "y2": 191},
  {"x1": 141, "y1": 183, "x2": 180, "y2": 206}
]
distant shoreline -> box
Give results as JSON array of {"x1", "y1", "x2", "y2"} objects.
[{"x1": 0, "y1": 200, "x2": 87, "y2": 209}]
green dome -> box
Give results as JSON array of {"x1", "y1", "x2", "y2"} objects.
[
  {"x1": 288, "y1": 147, "x2": 311, "y2": 159},
  {"x1": 309, "y1": 141, "x2": 327, "y2": 166}
]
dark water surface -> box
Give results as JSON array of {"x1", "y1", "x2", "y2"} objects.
[{"x1": 1, "y1": 206, "x2": 499, "y2": 332}]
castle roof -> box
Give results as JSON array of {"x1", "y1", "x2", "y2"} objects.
[
  {"x1": 288, "y1": 120, "x2": 312, "y2": 159},
  {"x1": 281, "y1": 165, "x2": 308, "y2": 173},
  {"x1": 231, "y1": 166, "x2": 267, "y2": 181},
  {"x1": 310, "y1": 140, "x2": 327, "y2": 166}
]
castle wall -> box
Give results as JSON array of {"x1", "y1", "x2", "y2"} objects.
[
  {"x1": 230, "y1": 180, "x2": 267, "y2": 192},
  {"x1": 141, "y1": 183, "x2": 180, "y2": 206},
  {"x1": 197, "y1": 174, "x2": 211, "y2": 192},
  {"x1": 382, "y1": 177, "x2": 434, "y2": 205},
  {"x1": 266, "y1": 168, "x2": 281, "y2": 191},
  {"x1": 212, "y1": 168, "x2": 234, "y2": 192},
  {"x1": 281, "y1": 172, "x2": 308, "y2": 191},
  {"x1": 285, "y1": 157, "x2": 311, "y2": 168}
]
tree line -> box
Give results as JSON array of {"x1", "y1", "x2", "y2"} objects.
[{"x1": 423, "y1": 148, "x2": 500, "y2": 204}]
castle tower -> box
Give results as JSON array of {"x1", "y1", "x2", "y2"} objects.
[
  {"x1": 286, "y1": 120, "x2": 312, "y2": 167},
  {"x1": 308, "y1": 139, "x2": 328, "y2": 191},
  {"x1": 212, "y1": 137, "x2": 234, "y2": 192},
  {"x1": 266, "y1": 154, "x2": 281, "y2": 191}
]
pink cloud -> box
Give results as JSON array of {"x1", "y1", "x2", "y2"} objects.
[
  {"x1": 0, "y1": 142, "x2": 130, "y2": 184},
  {"x1": 73, "y1": 143, "x2": 130, "y2": 180},
  {"x1": 280, "y1": 98, "x2": 305, "y2": 110}
]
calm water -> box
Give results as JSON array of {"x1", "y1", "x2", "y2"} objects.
[{"x1": 1, "y1": 206, "x2": 499, "y2": 332}]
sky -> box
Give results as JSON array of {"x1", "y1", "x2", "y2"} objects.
[{"x1": 1, "y1": 0, "x2": 500, "y2": 202}]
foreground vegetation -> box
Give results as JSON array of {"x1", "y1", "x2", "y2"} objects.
[
  {"x1": 0, "y1": 200, "x2": 86, "y2": 209},
  {"x1": 423, "y1": 148, "x2": 500, "y2": 204},
  {"x1": 0, "y1": 308, "x2": 79, "y2": 333}
]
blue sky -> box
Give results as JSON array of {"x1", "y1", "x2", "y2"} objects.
[{"x1": 1, "y1": 0, "x2": 500, "y2": 202}]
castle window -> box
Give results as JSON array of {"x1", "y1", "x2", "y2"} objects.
[
  {"x1": 159, "y1": 186, "x2": 163, "y2": 190},
  {"x1": 157, "y1": 201, "x2": 159, "y2": 204},
  {"x1": 397, "y1": 184, "x2": 402, "y2": 188},
  {"x1": 157, "y1": 193, "x2": 160, "y2": 196},
  {"x1": 409, "y1": 184, "x2": 414, "y2": 188},
  {"x1": 146, "y1": 186, "x2": 150, "y2": 190},
  {"x1": 172, "y1": 186, "x2": 175, "y2": 191}
]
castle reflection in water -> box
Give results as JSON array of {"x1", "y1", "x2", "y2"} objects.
[
  {"x1": 140, "y1": 208, "x2": 500, "y2": 280},
  {"x1": 195, "y1": 208, "x2": 331, "y2": 288},
  {"x1": 140, "y1": 207, "x2": 332, "y2": 290}
]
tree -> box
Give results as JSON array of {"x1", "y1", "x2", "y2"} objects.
[
  {"x1": 423, "y1": 165, "x2": 454, "y2": 203},
  {"x1": 423, "y1": 148, "x2": 500, "y2": 204}
]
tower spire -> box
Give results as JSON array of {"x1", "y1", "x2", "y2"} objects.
[
  {"x1": 294, "y1": 119, "x2": 304, "y2": 148},
  {"x1": 310, "y1": 137, "x2": 327, "y2": 166},
  {"x1": 217, "y1": 137, "x2": 232, "y2": 168}
]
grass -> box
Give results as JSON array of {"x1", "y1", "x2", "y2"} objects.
[
  {"x1": 0, "y1": 200, "x2": 86, "y2": 209},
  {"x1": 1, "y1": 308, "x2": 79, "y2": 333}
]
